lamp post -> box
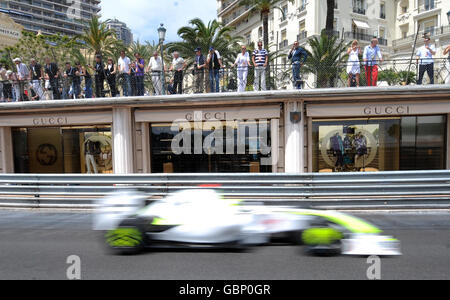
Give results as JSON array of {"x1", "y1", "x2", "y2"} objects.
[
  {"x1": 447, "y1": 11, "x2": 450, "y2": 25},
  {"x1": 158, "y1": 24, "x2": 167, "y2": 95}
]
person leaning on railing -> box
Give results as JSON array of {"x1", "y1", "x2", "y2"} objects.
[
  {"x1": 363, "y1": 38, "x2": 383, "y2": 87},
  {"x1": 44, "y1": 57, "x2": 61, "y2": 100},
  {"x1": 146, "y1": 51, "x2": 163, "y2": 96},
  {"x1": 416, "y1": 36, "x2": 436, "y2": 85},
  {"x1": 346, "y1": 40, "x2": 361, "y2": 87},
  {"x1": 29, "y1": 58, "x2": 44, "y2": 101},
  {"x1": 13, "y1": 58, "x2": 30, "y2": 101},
  {"x1": 288, "y1": 41, "x2": 308, "y2": 90},
  {"x1": 444, "y1": 44, "x2": 450, "y2": 85}
]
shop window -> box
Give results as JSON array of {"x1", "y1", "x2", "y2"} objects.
[
  {"x1": 12, "y1": 126, "x2": 112, "y2": 174},
  {"x1": 312, "y1": 116, "x2": 446, "y2": 172}
]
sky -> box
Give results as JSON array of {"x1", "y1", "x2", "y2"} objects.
[{"x1": 100, "y1": 0, "x2": 218, "y2": 44}]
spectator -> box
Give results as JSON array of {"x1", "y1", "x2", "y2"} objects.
[
  {"x1": 147, "y1": 51, "x2": 163, "y2": 95},
  {"x1": 167, "y1": 78, "x2": 176, "y2": 95},
  {"x1": 78, "y1": 63, "x2": 93, "y2": 99},
  {"x1": 347, "y1": 40, "x2": 361, "y2": 87},
  {"x1": 169, "y1": 51, "x2": 186, "y2": 94},
  {"x1": 288, "y1": 41, "x2": 308, "y2": 89},
  {"x1": 444, "y1": 45, "x2": 450, "y2": 85},
  {"x1": 29, "y1": 58, "x2": 44, "y2": 100},
  {"x1": 0, "y1": 64, "x2": 6, "y2": 102},
  {"x1": 118, "y1": 50, "x2": 132, "y2": 96},
  {"x1": 206, "y1": 46, "x2": 223, "y2": 93},
  {"x1": 7, "y1": 70, "x2": 19, "y2": 102},
  {"x1": 194, "y1": 47, "x2": 206, "y2": 93},
  {"x1": 252, "y1": 41, "x2": 269, "y2": 91},
  {"x1": 44, "y1": 57, "x2": 61, "y2": 100},
  {"x1": 130, "y1": 62, "x2": 137, "y2": 96},
  {"x1": 363, "y1": 38, "x2": 383, "y2": 86},
  {"x1": 134, "y1": 53, "x2": 145, "y2": 96},
  {"x1": 63, "y1": 62, "x2": 79, "y2": 99},
  {"x1": 2, "y1": 68, "x2": 13, "y2": 102},
  {"x1": 91, "y1": 55, "x2": 105, "y2": 98},
  {"x1": 416, "y1": 37, "x2": 436, "y2": 85},
  {"x1": 13, "y1": 58, "x2": 29, "y2": 101},
  {"x1": 232, "y1": 45, "x2": 252, "y2": 93},
  {"x1": 105, "y1": 58, "x2": 118, "y2": 97}
]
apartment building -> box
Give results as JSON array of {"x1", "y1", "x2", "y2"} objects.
[
  {"x1": 106, "y1": 18, "x2": 133, "y2": 46},
  {"x1": 218, "y1": 0, "x2": 450, "y2": 59},
  {"x1": 392, "y1": 0, "x2": 450, "y2": 59},
  {"x1": 0, "y1": 0, "x2": 101, "y2": 36}
]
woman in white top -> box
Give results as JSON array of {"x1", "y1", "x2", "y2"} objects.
[
  {"x1": 347, "y1": 40, "x2": 361, "y2": 87},
  {"x1": 232, "y1": 45, "x2": 252, "y2": 92}
]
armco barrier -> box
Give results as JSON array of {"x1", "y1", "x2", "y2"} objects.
[{"x1": 0, "y1": 171, "x2": 449, "y2": 210}]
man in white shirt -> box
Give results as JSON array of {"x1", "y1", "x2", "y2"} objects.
[
  {"x1": 13, "y1": 58, "x2": 30, "y2": 101},
  {"x1": 147, "y1": 51, "x2": 163, "y2": 95},
  {"x1": 444, "y1": 45, "x2": 450, "y2": 85},
  {"x1": 416, "y1": 37, "x2": 436, "y2": 85},
  {"x1": 169, "y1": 51, "x2": 186, "y2": 94},
  {"x1": 232, "y1": 45, "x2": 252, "y2": 93},
  {"x1": 118, "y1": 50, "x2": 132, "y2": 96}
]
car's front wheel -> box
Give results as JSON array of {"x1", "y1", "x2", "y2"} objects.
[{"x1": 104, "y1": 226, "x2": 145, "y2": 255}]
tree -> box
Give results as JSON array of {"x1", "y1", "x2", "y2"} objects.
[
  {"x1": 303, "y1": 32, "x2": 350, "y2": 88},
  {"x1": 238, "y1": 0, "x2": 294, "y2": 50},
  {"x1": 325, "y1": 0, "x2": 336, "y2": 35},
  {"x1": 166, "y1": 18, "x2": 242, "y2": 66},
  {"x1": 78, "y1": 16, "x2": 119, "y2": 59}
]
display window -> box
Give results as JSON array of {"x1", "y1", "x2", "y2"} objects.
[
  {"x1": 12, "y1": 126, "x2": 112, "y2": 174},
  {"x1": 312, "y1": 116, "x2": 447, "y2": 172}
]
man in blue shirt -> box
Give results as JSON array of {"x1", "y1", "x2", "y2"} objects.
[
  {"x1": 288, "y1": 41, "x2": 308, "y2": 89},
  {"x1": 416, "y1": 37, "x2": 436, "y2": 85}
]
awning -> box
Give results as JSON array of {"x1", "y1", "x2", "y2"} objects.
[{"x1": 353, "y1": 20, "x2": 370, "y2": 29}]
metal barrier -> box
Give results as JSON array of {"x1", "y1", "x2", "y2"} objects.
[{"x1": 0, "y1": 170, "x2": 449, "y2": 210}]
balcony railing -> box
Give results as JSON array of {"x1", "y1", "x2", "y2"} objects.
[
  {"x1": 352, "y1": 7, "x2": 366, "y2": 15},
  {"x1": 344, "y1": 32, "x2": 388, "y2": 46},
  {"x1": 297, "y1": 31, "x2": 307, "y2": 42},
  {"x1": 1, "y1": 59, "x2": 449, "y2": 99},
  {"x1": 278, "y1": 39, "x2": 289, "y2": 49},
  {"x1": 392, "y1": 25, "x2": 450, "y2": 48}
]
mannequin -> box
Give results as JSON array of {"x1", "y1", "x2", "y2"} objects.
[
  {"x1": 330, "y1": 133, "x2": 344, "y2": 171},
  {"x1": 84, "y1": 139, "x2": 99, "y2": 174}
]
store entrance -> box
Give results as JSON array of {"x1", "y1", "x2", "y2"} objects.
[
  {"x1": 150, "y1": 121, "x2": 272, "y2": 173},
  {"x1": 12, "y1": 126, "x2": 112, "y2": 174}
]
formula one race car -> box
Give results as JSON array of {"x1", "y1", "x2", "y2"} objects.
[{"x1": 93, "y1": 189, "x2": 401, "y2": 256}]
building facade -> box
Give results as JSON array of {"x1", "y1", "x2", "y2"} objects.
[
  {"x1": 0, "y1": 12, "x2": 23, "y2": 48},
  {"x1": 0, "y1": 0, "x2": 101, "y2": 36},
  {"x1": 106, "y1": 18, "x2": 133, "y2": 46},
  {"x1": 217, "y1": 0, "x2": 450, "y2": 59},
  {"x1": 0, "y1": 86, "x2": 449, "y2": 175}
]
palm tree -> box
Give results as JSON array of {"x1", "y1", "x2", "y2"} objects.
[
  {"x1": 166, "y1": 18, "x2": 242, "y2": 66},
  {"x1": 303, "y1": 32, "x2": 350, "y2": 88},
  {"x1": 78, "y1": 16, "x2": 119, "y2": 59},
  {"x1": 238, "y1": 0, "x2": 294, "y2": 50}
]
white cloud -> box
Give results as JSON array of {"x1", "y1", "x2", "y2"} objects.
[{"x1": 100, "y1": 0, "x2": 218, "y2": 43}]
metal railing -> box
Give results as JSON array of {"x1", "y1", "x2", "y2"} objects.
[
  {"x1": 0, "y1": 171, "x2": 449, "y2": 209},
  {"x1": 1, "y1": 58, "x2": 449, "y2": 101}
]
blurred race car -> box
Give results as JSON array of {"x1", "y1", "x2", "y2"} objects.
[{"x1": 93, "y1": 189, "x2": 401, "y2": 256}]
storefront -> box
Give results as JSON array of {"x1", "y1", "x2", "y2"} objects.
[
  {"x1": 0, "y1": 87, "x2": 449, "y2": 175},
  {"x1": 0, "y1": 111, "x2": 113, "y2": 174},
  {"x1": 134, "y1": 105, "x2": 282, "y2": 173},
  {"x1": 307, "y1": 101, "x2": 450, "y2": 172}
]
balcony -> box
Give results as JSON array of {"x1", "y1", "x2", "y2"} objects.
[
  {"x1": 392, "y1": 25, "x2": 450, "y2": 48},
  {"x1": 345, "y1": 32, "x2": 388, "y2": 46},
  {"x1": 353, "y1": 8, "x2": 366, "y2": 15},
  {"x1": 418, "y1": 1, "x2": 435, "y2": 14},
  {"x1": 278, "y1": 40, "x2": 289, "y2": 49},
  {"x1": 297, "y1": 31, "x2": 307, "y2": 42}
]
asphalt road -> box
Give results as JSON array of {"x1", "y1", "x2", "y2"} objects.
[{"x1": 0, "y1": 210, "x2": 449, "y2": 280}]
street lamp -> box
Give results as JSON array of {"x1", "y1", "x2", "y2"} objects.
[
  {"x1": 447, "y1": 11, "x2": 450, "y2": 25},
  {"x1": 158, "y1": 24, "x2": 167, "y2": 95}
]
